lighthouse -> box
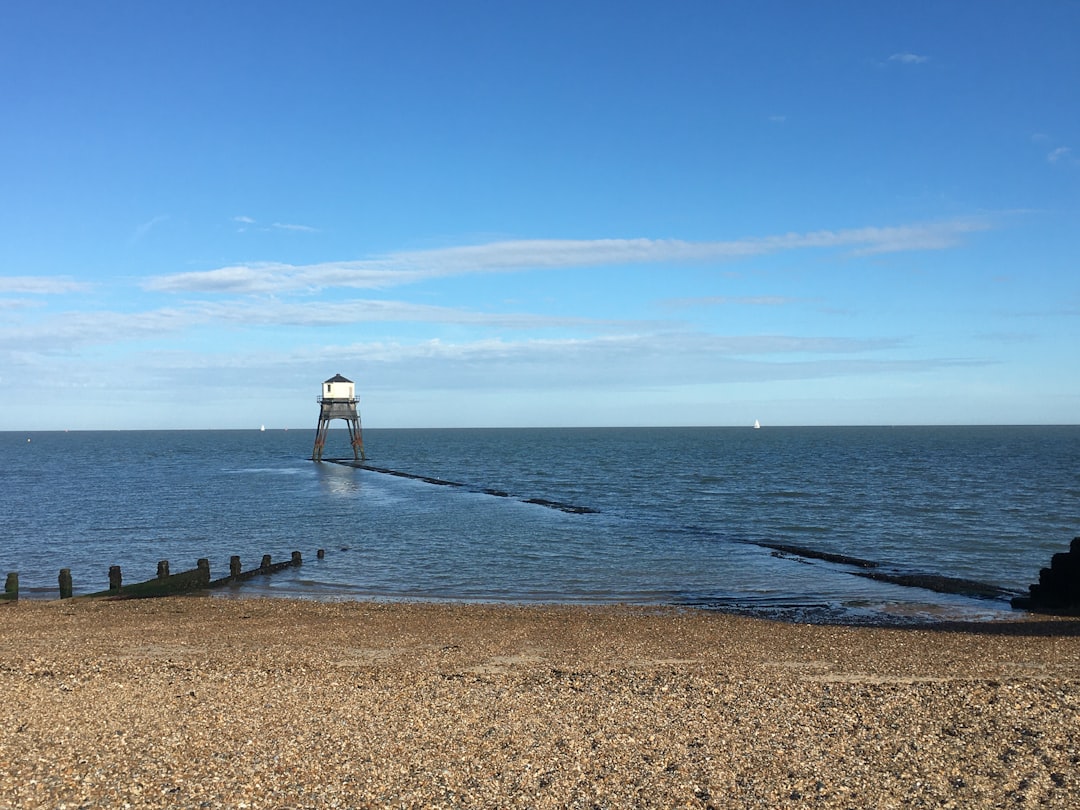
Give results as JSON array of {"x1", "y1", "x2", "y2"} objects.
[{"x1": 311, "y1": 373, "x2": 366, "y2": 462}]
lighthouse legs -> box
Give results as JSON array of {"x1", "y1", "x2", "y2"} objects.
[
  {"x1": 311, "y1": 415, "x2": 365, "y2": 462},
  {"x1": 312, "y1": 417, "x2": 331, "y2": 461},
  {"x1": 347, "y1": 416, "x2": 366, "y2": 461}
]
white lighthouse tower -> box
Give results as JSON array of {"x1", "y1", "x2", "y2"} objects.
[{"x1": 311, "y1": 373, "x2": 366, "y2": 462}]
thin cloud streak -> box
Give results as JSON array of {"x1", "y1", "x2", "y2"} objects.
[
  {"x1": 1047, "y1": 146, "x2": 1077, "y2": 166},
  {"x1": 0, "y1": 297, "x2": 645, "y2": 351},
  {"x1": 0, "y1": 307, "x2": 202, "y2": 350},
  {"x1": 144, "y1": 219, "x2": 992, "y2": 294},
  {"x1": 196, "y1": 299, "x2": 637, "y2": 330},
  {"x1": 128, "y1": 214, "x2": 169, "y2": 246},
  {"x1": 0, "y1": 276, "x2": 93, "y2": 294},
  {"x1": 661, "y1": 295, "x2": 804, "y2": 309},
  {"x1": 346, "y1": 335, "x2": 983, "y2": 393},
  {"x1": 3, "y1": 328, "x2": 987, "y2": 429},
  {"x1": 0, "y1": 298, "x2": 43, "y2": 311},
  {"x1": 889, "y1": 52, "x2": 929, "y2": 64},
  {"x1": 113, "y1": 332, "x2": 977, "y2": 394}
]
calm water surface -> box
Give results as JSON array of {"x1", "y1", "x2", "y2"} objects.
[{"x1": 2, "y1": 426, "x2": 1078, "y2": 624}]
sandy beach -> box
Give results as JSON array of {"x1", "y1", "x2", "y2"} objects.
[{"x1": 1, "y1": 598, "x2": 1078, "y2": 808}]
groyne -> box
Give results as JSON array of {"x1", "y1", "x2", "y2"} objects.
[
  {"x1": 750, "y1": 539, "x2": 1020, "y2": 601},
  {"x1": 325, "y1": 458, "x2": 599, "y2": 514},
  {"x1": 1, "y1": 551, "x2": 315, "y2": 602},
  {"x1": 1012, "y1": 537, "x2": 1080, "y2": 614}
]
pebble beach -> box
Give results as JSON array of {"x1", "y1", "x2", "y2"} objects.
[{"x1": 1, "y1": 598, "x2": 1078, "y2": 808}]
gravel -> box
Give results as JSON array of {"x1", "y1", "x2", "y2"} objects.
[{"x1": 1, "y1": 598, "x2": 1078, "y2": 808}]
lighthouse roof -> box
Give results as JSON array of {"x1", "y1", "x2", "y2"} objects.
[{"x1": 324, "y1": 373, "x2": 353, "y2": 384}]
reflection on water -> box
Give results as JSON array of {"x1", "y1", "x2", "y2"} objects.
[{"x1": 315, "y1": 463, "x2": 363, "y2": 496}]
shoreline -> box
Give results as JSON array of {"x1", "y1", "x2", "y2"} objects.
[
  {"x1": 3, "y1": 597, "x2": 1079, "y2": 807},
  {"x1": 7, "y1": 586, "x2": 1027, "y2": 630}
]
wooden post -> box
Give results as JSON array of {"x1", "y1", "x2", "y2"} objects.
[
  {"x1": 196, "y1": 559, "x2": 210, "y2": 584},
  {"x1": 317, "y1": 548, "x2": 325, "y2": 559},
  {"x1": 157, "y1": 560, "x2": 170, "y2": 579},
  {"x1": 230, "y1": 556, "x2": 242, "y2": 578},
  {"x1": 108, "y1": 565, "x2": 122, "y2": 592},
  {"x1": 291, "y1": 551, "x2": 302, "y2": 566},
  {"x1": 3, "y1": 573, "x2": 17, "y2": 601},
  {"x1": 261, "y1": 554, "x2": 272, "y2": 571},
  {"x1": 59, "y1": 568, "x2": 73, "y2": 599}
]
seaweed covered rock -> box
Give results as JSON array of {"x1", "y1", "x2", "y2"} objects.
[{"x1": 1012, "y1": 537, "x2": 1080, "y2": 613}]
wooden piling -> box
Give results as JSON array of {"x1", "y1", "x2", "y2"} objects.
[
  {"x1": 88, "y1": 559, "x2": 212, "y2": 599},
  {"x1": 59, "y1": 568, "x2": 73, "y2": 599},
  {"x1": 2, "y1": 573, "x2": 17, "y2": 602},
  {"x1": 77, "y1": 548, "x2": 314, "y2": 600},
  {"x1": 1013, "y1": 536, "x2": 1080, "y2": 613},
  {"x1": 317, "y1": 548, "x2": 325, "y2": 559}
]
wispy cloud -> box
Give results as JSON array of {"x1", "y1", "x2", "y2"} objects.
[
  {"x1": 73, "y1": 331, "x2": 950, "y2": 397},
  {"x1": 231, "y1": 216, "x2": 319, "y2": 233},
  {"x1": 888, "y1": 52, "x2": 929, "y2": 65},
  {"x1": 194, "y1": 298, "x2": 638, "y2": 330},
  {"x1": 1047, "y1": 146, "x2": 1078, "y2": 166},
  {"x1": 661, "y1": 295, "x2": 804, "y2": 310},
  {"x1": 0, "y1": 298, "x2": 43, "y2": 311},
  {"x1": 0, "y1": 276, "x2": 92, "y2": 294},
  {"x1": 128, "y1": 214, "x2": 169, "y2": 246},
  {"x1": 191, "y1": 332, "x2": 971, "y2": 393},
  {"x1": 976, "y1": 331, "x2": 1036, "y2": 344},
  {"x1": 0, "y1": 296, "x2": 644, "y2": 352},
  {"x1": 233, "y1": 215, "x2": 257, "y2": 233},
  {"x1": 1, "y1": 314, "x2": 986, "y2": 423},
  {"x1": 144, "y1": 219, "x2": 992, "y2": 295},
  {"x1": 0, "y1": 308, "x2": 206, "y2": 351}
]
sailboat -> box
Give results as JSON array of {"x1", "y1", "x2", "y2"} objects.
[{"x1": 753, "y1": 419, "x2": 761, "y2": 429}]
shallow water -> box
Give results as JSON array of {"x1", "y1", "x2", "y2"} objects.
[{"x1": 2, "y1": 426, "x2": 1078, "y2": 623}]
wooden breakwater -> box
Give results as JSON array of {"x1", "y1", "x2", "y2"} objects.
[
  {"x1": 2, "y1": 550, "x2": 322, "y2": 602},
  {"x1": 326, "y1": 459, "x2": 599, "y2": 514},
  {"x1": 1, "y1": 573, "x2": 17, "y2": 603},
  {"x1": 750, "y1": 539, "x2": 1021, "y2": 601},
  {"x1": 1012, "y1": 537, "x2": 1080, "y2": 614}
]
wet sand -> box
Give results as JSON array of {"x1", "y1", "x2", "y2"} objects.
[{"x1": 1, "y1": 598, "x2": 1078, "y2": 808}]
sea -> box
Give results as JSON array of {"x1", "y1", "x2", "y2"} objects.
[{"x1": 2, "y1": 426, "x2": 1078, "y2": 625}]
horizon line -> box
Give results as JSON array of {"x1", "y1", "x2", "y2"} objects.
[{"x1": 6, "y1": 423, "x2": 1078, "y2": 433}]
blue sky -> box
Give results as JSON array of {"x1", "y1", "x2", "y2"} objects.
[{"x1": 2, "y1": 1, "x2": 1077, "y2": 429}]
